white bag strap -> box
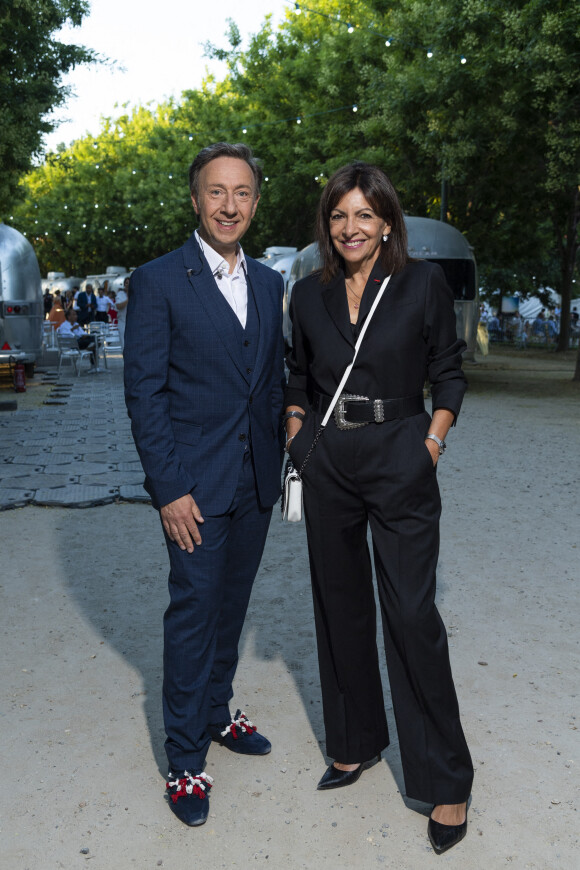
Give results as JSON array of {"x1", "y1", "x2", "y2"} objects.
[{"x1": 321, "y1": 274, "x2": 391, "y2": 427}]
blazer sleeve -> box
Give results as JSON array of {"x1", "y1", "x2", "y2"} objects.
[
  {"x1": 424, "y1": 264, "x2": 467, "y2": 421},
  {"x1": 284, "y1": 280, "x2": 310, "y2": 409},
  {"x1": 123, "y1": 266, "x2": 196, "y2": 509}
]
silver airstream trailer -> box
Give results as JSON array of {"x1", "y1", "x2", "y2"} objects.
[
  {"x1": 0, "y1": 224, "x2": 43, "y2": 375},
  {"x1": 405, "y1": 217, "x2": 479, "y2": 359},
  {"x1": 284, "y1": 217, "x2": 479, "y2": 358}
]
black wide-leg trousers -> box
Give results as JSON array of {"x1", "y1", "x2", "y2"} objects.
[{"x1": 301, "y1": 412, "x2": 473, "y2": 805}]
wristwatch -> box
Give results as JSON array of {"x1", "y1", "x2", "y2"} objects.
[{"x1": 425, "y1": 433, "x2": 446, "y2": 455}]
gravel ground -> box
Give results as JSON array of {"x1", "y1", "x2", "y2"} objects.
[{"x1": 1, "y1": 348, "x2": 578, "y2": 869}]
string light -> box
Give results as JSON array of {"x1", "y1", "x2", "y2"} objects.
[{"x1": 289, "y1": 3, "x2": 467, "y2": 65}]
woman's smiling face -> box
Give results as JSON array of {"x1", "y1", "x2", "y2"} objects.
[{"x1": 329, "y1": 187, "x2": 390, "y2": 271}]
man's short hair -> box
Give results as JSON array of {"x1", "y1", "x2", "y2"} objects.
[
  {"x1": 65, "y1": 308, "x2": 74, "y2": 320},
  {"x1": 188, "y1": 143, "x2": 263, "y2": 199}
]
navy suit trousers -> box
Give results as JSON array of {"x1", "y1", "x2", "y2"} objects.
[{"x1": 162, "y1": 449, "x2": 272, "y2": 774}]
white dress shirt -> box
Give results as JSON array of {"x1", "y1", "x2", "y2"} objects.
[
  {"x1": 195, "y1": 230, "x2": 248, "y2": 328},
  {"x1": 57, "y1": 320, "x2": 86, "y2": 338}
]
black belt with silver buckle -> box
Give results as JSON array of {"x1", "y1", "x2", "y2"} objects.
[{"x1": 312, "y1": 391, "x2": 424, "y2": 430}]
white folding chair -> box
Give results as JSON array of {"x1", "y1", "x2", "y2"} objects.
[
  {"x1": 87, "y1": 321, "x2": 109, "y2": 371},
  {"x1": 56, "y1": 334, "x2": 93, "y2": 377},
  {"x1": 102, "y1": 324, "x2": 123, "y2": 358}
]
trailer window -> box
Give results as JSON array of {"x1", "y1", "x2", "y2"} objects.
[{"x1": 427, "y1": 259, "x2": 476, "y2": 301}]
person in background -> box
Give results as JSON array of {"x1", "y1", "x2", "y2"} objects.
[
  {"x1": 546, "y1": 312, "x2": 558, "y2": 344},
  {"x1": 95, "y1": 284, "x2": 112, "y2": 323},
  {"x1": 115, "y1": 276, "x2": 130, "y2": 350},
  {"x1": 532, "y1": 310, "x2": 546, "y2": 340},
  {"x1": 76, "y1": 283, "x2": 97, "y2": 326},
  {"x1": 56, "y1": 308, "x2": 97, "y2": 364},
  {"x1": 43, "y1": 289, "x2": 53, "y2": 319},
  {"x1": 108, "y1": 290, "x2": 118, "y2": 324},
  {"x1": 47, "y1": 293, "x2": 66, "y2": 328}
]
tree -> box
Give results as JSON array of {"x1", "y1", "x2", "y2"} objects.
[
  {"x1": 11, "y1": 85, "x2": 249, "y2": 274},
  {"x1": 11, "y1": 0, "x2": 580, "y2": 380},
  {"x1": 358, "y1": 0, "x2": 579, "y2": 364},
  {"x1": 0, "y1": 0, "x2": 96, "y2": 213}
]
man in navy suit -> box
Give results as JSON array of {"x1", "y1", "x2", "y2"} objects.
[{"x1": 124, "y1": 143, "x2": 285, "y2": 826}]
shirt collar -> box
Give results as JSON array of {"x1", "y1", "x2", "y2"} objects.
[{"x1": 195, "y1": 229, "x2": 246, "y2": 278}]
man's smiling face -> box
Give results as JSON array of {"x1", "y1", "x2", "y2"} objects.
[{"x1": 191, "y1": 156, "x2": 260, "y2": 261}]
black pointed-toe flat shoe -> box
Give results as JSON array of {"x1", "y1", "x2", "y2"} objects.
[
  {"x1": 428, "y1": 811, "x2": 468, "y2": 855},
  {"x1": 317, "y1": 754, "x2": 381, "y2": 791},
  {"x1": 166, "y1": 771, "x2": 213, "y2": 826}
]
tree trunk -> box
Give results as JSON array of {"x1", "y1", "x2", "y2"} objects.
[
  {"x1": 555, "y1": 190, "x2": 579, "y2": 357},
  {"x1": 574, "y1": 343, "x2": 580, "y2": 381}
]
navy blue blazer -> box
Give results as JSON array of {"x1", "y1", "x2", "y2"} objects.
[{"x1": 124, "y1": 232, "x2": 286, "y2": 513}]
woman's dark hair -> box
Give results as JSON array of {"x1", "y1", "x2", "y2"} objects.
[
  {"x1": 189, "y1": 142, "x2": 263, "y2": 199},
  {"x1": 315, "y1": 162, "x2": 409, "y2": 283}
]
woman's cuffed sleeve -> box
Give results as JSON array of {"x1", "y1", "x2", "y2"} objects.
[{"x1": 424, "y1": 265, "x2": 467, "y2": 422}]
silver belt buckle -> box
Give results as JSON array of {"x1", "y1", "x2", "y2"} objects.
[{"x1": 334, "y1": 393, "x2": 370, "y2": 430}]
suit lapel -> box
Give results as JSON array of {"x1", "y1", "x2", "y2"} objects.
[
  {"x1": 357, "y1": 260, "x2": 391, "y2": 323},
  {"x1": 246, "y1": 259, "x2": 271, "y2": 389},
  {"x1": 181, "y1": 234, "x2": 246, "y2": 380},
  {"x1": 322, "y1": 271, "x2": 354, "y2": 348}
]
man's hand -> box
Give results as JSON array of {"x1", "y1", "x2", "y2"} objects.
[{"x1": 160, "y1": 494, "x2": 204, "y2": 553}]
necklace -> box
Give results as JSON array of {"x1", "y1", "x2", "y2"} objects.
[{"x1": 345, "y1": 279, "x2": 363, "y2": 309}]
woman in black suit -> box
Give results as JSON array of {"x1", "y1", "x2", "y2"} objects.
[{"x1": 285, "y1": 163, "x2": 473, "y2": 855}]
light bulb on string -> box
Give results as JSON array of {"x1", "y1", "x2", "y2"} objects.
[
  {"x1": 347, "y1": 23, "x2": 354, "y2": 33},
  {"x1": 242, "y1": 128, "x2": 247, "y2": 134},
  {"x1": 385, "y1": 39, "x2": 391, "y2": 47},
  {"x1": 460, "y1": 55, "x2": 467, "y2": 64},
  {"x1": 352, "y1": 105, "x2": 358, "y2": 112},
  {"x1": 296, "y1": 118, "x2": 301, "y2": 124},
  {"x1": 294, "y1": 2, "x2": 301, "y2": 14},
  {"x1": 427, "y1": 49, "x2": 433, "y2": 58}
]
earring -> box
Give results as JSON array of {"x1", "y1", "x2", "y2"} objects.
[{"x1": 383, "y1": 234, "x2": 389, "y2": 242}]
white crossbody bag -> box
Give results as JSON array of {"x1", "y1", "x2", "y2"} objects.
[{"x1": 282, "y1": 274, "x2": 392, "y2": 522}]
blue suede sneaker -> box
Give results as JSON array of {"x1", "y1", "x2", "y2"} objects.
[
  {"x1": 166, "y1": 771, "x2": 213, "y2": 826},
  {"x1": 208, "y1": 709, "x2": 271, "y2": 755}
]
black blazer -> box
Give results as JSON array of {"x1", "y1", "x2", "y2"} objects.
[{"x1": 285, "y1": 257, "x2": 466, "y2": 427}]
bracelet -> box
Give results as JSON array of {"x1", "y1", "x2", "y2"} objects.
[
  {"x1": 425, "y1": 433, "x2": 446, "y2": 455},
  {"x1": 285, "y1": 435, "x2": 295, "y2": 450},
  {"x1": 284, "y1": 410, "x2": 305, "y2": 422}
]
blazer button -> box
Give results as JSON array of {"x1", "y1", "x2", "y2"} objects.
[
  {"x1": 246, "y1": 367, "x2": 252, "y2": 374},
  {"x1": 238, "y1": 433, "x2": 247, "y2": 442},
  {"x1": 244, "y1": 340, "x2": 250, "y2": 346},
  {"x1": 249, "y1": 395, "x2": 253, "y2": 404}
]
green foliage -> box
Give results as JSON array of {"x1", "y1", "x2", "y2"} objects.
[
  {"x1": 9, "y1": 0, "x2": 580, "y2": 344},
  {"x1": 0, "y1": 0, "x2": 96, "y2": 211}
]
